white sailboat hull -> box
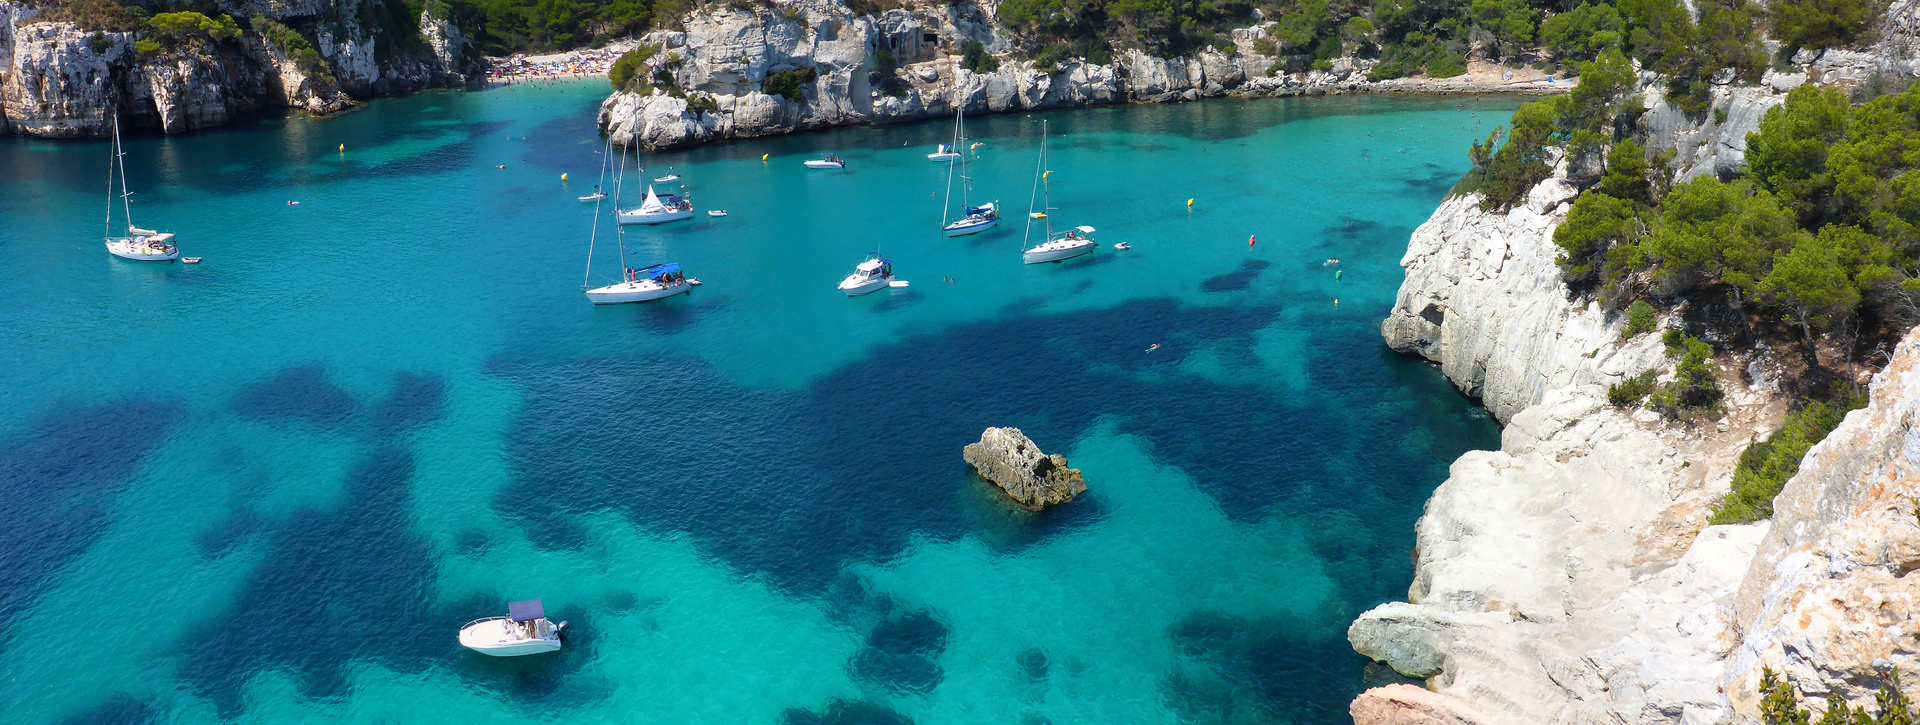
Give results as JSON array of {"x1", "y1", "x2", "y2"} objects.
[
  {"x1": 617, "y1": 208, "x2": 694, "y2": 225},
  {"x1": 105, "y1": 238, "x2": 179, "y2": 261},
  {"x1": 586, "y1": 279, "x2": 693, "y2": 304},
  {"x1": 804, "y1": 160, "x2": 845, "y2": 169},
  {"x1": 943, "y1": 214, "x2": 998, "y2": 237},
  {"x1": 928, "y1": 152, "x2": 960, "y2": 162},
  {"x1": 1022, "y1": 238, "x2": 1097, "y2": 264},
  {"x1": 459, "y1": 618, "x2": 563, "y2": 657}
]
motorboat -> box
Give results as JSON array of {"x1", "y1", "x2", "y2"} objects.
[
  {"x1": 944, "y1": 202, "x2": 999, "y2": 237},
  {"x1": 617, "y1": 185, "x2": 694, "y2": 225},
  {"x1": 838, "y1": 253, "x2": 896, "y2": 296},
  {"x1": 586, "y1": 262, "x2": 695, "y2": 304},
  {"x1": 654, "y1": 166, "x2": 680, "y2": 183},
  {"x1": 1112, "y1": 242, "x2": 1131, "y2": 250},
  {"x1": 708, "y1": 210, "x2": 727, "y2": 217},
  {"x1": 1024, "y1": 226, "x2": 1098, "y2": 264},
  {"x1": 804, "y1": 153, "x2": 846, "y2": 169},
  {"x1": 927, "y1": 143, "x2": 960, "y2": 162},
  {"x1": 101, "y1": 115, "x2": 181, "y2": 262},
  {"x1": 459, "y1": 599, "x2": 566, "y2": 657},
  {"x1": 1020, "y1": 121, "x2": 1096, "y2": 264},
  {"x1": 579, "y1": 191, "x2": 607, "y2": 202}
]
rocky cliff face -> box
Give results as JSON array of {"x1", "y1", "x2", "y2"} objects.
[
  {"x1": 1355, "y1": 161, "x2": 1793, "y2": 723},
  {"x1": 0, "y1": 0, "x2": 469, "y2": 137},
  {"x1": 597, "y1": 0, "x2": 1563, "y2": 149},
  {"x1": 1357, "y1": 62, "x2": 1920, "y2": 723}
]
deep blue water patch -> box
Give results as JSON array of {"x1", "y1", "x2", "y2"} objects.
[
  {"x1": 781, "y1": 698, "x2": 915, "y2": 725},
  {"x1": 1403, "y1": 162, "x2": 1462, "y2": 196},
  {"x1": 851, "y1": 609, "x2": 950, "y2": 695},
  {"x1": 0, "y1": 400, "x2": 181, "y2": 635},
  {"x1": 1162, "y1": 611, "x2": 1369, "y2": 724},
  {"x1": 1200, "y1": 259, "x2": 1271, "y2": 293},
  {"x1": 55, "y1": 693, "x2": 156, "y2": 725},
  {"x1": 490, "y1": 298, "x2": 1277, "y2": 592},
  {"x1": 229, "y1": 365, "x2": 359, "y2": 428},
  {"x1": 181, "y1": 371, "x2": 461, "y2": 715}
]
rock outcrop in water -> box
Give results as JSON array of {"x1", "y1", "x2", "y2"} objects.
[
  {"x1": 1355, "y1": 48, "x2": 1920, "y2": 721},
  {"x1": 0, "y1": 0, "x2": 470, "y2": 137},
  {"x1": 962, "y1": 427, "x2": 1085, "y2": 511},
  {"x1": 596, "y1": 0, "x2": 1565, "y2": 149}
]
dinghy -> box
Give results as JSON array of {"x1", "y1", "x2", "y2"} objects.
[{"x1": 804, "y1": 153, "x2": 846, "y2": 169}]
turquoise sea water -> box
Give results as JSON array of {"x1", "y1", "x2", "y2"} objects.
[{"x1": 0, "y1": 83, "x2": 1511, "y2": 724}]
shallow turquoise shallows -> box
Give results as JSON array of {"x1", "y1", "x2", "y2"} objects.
[{"x1": 0, "y1": 82, "x2": 1511, "y2": 724}]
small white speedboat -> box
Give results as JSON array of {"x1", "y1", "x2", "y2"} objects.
[
  {"x1": 586, "y1": 262, "x2": 695, "y2": 304},
  {"x1": 838, "y1": 253, "x2": 896, "y2": 296},
  {"x1": 928, "y1": 143, "x2": 960, "y2": 162},
  {"x1": 654, "y1": 167, "x2": 680, "y2": 183},
  {"x1": 579, "y1": 191, "x2": 607, "y2": 202},
  {"x1": 617, "y1": 185, "x2": 694, "y2": 225},
  {"x1": 459, "y1": 599, "x2": 566, "y2": 657},
  {"x1": 1113, "y1": 242, "x2": 1130, "y2": 250},
  {"x1": 804, "y1": 154, "x2": 846, "y2": 169},
  {"x1": 1023, "y1": 226, "x2": 1098, "y2": 264},
  {"x1": 106, "y1": 235, "x2": 180, "y2": 261},
  {"x1": 943, "y1": 201, "x2": 999, "y2": 237},
  {"x1": 708, "y1": 210, "x2": 727, "y2": 217}
]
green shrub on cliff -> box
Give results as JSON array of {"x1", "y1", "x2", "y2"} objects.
[
  {"x1": 44, "y1": 0, "x2": 144, "y2": 33},
  {"x1": 145, "y1": 11, "x2": 241, "y2": 51},
  {"x1": 762, "y1": 66, "x2": 817, "y2": 103},
  {"x1": 1757, "y1": 667, "x2": 1917, "y2": 724},
  {"x1": 1711, "y1": 384, "x2": 1868, "y2": 524},
  {"x1": 254, "y1": 15, "x2": 337, "y2": 87},
  {"x1": 1607, "y1": 370, "x2": 1657, "y2": 407},
  {"x1": 608, "y1": 44, "x2": 659, "y2": 92},
  {"x1": 1770, "y1": 0, "x2": 1882, "y2": 52},
  {"x1": 963, "y1": 40, "x2": 1001, "y2": 74}
]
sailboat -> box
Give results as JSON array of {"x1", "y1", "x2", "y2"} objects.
[
  {"x1": 940, "y1": 107, "x2": 998, "y2": 237},
  {"x1": 616, "y1": 184, "x2": 694, "y2": 225},
  {"x1": 585, "y1": 141, "x2": 697, "y2": 304},
  {"x1": 1021, "y1": 120, "x2": 1096, "y2": 264},
  {"x1": 101, "y1": 114, "x2": 180, "y2": 262}
]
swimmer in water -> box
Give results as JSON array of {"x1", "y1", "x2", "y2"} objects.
[
  {"x1": 1325, "y1": 258, "x2": 1340, "y2": 266},
  {"x1": 1146, "y1": 344, "x2": 1160, "y2": 353}
]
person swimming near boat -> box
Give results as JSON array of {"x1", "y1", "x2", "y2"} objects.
[
  {"x1": 1324, "y1": 259, "x2": 1340, "y2": 266},
  {"x1": 286, "y1": 200, "x2": 300, "y2": 205},
  {"x1": 1146, "y1": 344, "x2": 1160, "y2": 353}
]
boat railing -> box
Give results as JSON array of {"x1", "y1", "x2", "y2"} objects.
[{"x1": 462, "y1": 616, "x2": 510, "y2": 630}]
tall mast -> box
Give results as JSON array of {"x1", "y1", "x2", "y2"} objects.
[
  {"x1": 584, "y1": 134, "x2": 612, "y2": 290},
  {"x1": 940, "y1": 107, "x2": 960, "y2": 229},
  {"x1": 957, "y1": 106, "x2": 971, "y2": 209},
  {"x1": 113, "y1": 114, "x2": 134, "y2": 234},
  {"x1": 114, "y1": 113, "x2": 134, "y2": 236},
  {"x1": 104, "y1": 115, "x2": 116, "y2": 240},
  {"x1": 612, "y1": 143, "x2": 631, "y2": 279},
  {"x1": 1041, "y1": 120, "x2": 1051, "y2": 240},
  {"x1": 1021, "y1": 118, "x2": 1047, "y2": 250}
]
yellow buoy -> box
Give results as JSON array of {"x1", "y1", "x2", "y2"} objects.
[
  {"x1": 1187, "y1": 198, "x2": 1194, "y2": 207},
  {"x1": 338, "y1": 143, "x2": 344, "y2": 152},
  {"x1": 762, "y1": 153, "x2": 769, "y2": 161},
  {"x1": 561, "y1": 173, "x2": 569, "y2": 182}
]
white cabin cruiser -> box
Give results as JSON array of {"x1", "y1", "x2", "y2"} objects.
[
  {"x1": 838, "y1": 253, "x2": 896, "y2": 296},
  {"x1": 579, "y1": 191, "x2": 607, "y2": 202},
  {"x1": 459, "y1": 599, "x2": 566, "y2": 657},
  {"x1": 586, "y1": 262, "x2": 695, "y2": 304},
  {"x1": 653, "y1": 166, "x2": 680, "y2": 183},
  {"x1": 1024, "y1": 226, "x2": 1098, "y2": 264},
  {"x1": 804, "y1": 153, "x2": 846, "y2": 169},
  {"x1": 617, "y1": 185, "x2": 693, "y2": 225},
  {"x1": 927, "y1": 143, "x2": 960, "y2": 162}
]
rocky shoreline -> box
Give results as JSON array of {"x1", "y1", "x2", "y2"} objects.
[
  {"x1": 0, "y1": 0, "x2": 470, "y2": 137},
  {"x1": 1347, "y1": 10, "x2": 1920, "y2": 717},
  {"x1": 595, "y1": 0, "x2": 1567, "y2": 150}
]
